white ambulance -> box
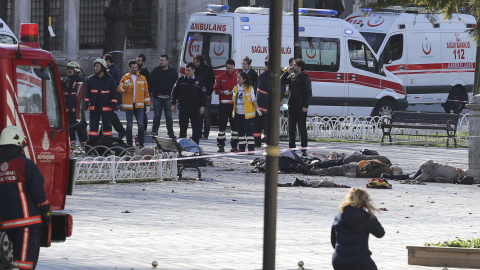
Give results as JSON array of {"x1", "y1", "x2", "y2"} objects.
[
  {"x1": 180, "y1": 5, "x2": 407, "y2": 117},
  {"x1": 346, "y1": 8, "x2": 476, "y2": 113}
]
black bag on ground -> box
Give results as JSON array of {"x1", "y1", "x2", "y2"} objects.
[
  {"x1": 86, "y1": 135, "x2": 131, "y2": 156},
  {"x1": 279, "y1": 151, "x2": 307, "y2": 173}
]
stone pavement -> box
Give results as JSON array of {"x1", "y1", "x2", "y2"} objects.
[{"x1": 36, "y1": 134, "x2": 477, "y2": 270}]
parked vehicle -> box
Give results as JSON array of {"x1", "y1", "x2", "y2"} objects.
[
  {"x1": 346, "y1": 8, "x2": 476, "y2": 113},
  {"x1": 0, "y1": 22, "x2": 81, "y2": 268},
  {"x1": 180, "y1": 5, "x2": 407, "y2": 117}
]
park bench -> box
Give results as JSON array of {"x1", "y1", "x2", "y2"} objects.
[
  {"x1": 381, "y1": 111, "x2": 459, "y2": 148},
  {"x1": 152, "y1": 136, "x2": 203, "y2": 179}
]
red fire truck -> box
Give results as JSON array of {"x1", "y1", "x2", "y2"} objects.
[{"x1": 0, "y1": 22, "x2": 81, "y2": 268}]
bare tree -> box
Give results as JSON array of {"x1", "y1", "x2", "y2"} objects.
[{"x1": 103, "y1": 0, "x2": 134, "y2": 71}]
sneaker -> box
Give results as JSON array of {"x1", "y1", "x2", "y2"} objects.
[
  {"x1": 201, "y1": 136, "x2": 208, "y2": 140},
  {"x1": 230, "y1": 147, "x2": 238, "y2": 152},
  {"x1": 218, "y1": 146, "x2": 225, "y2": 153}
]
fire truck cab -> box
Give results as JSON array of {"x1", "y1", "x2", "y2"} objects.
[{"x1": 0, "y1": 22, "x2": 82, "y2": 268}]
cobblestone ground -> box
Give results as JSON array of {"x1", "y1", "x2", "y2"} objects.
[{"x1": 36, "y1": 137, "x2": 476, "y2": 270}]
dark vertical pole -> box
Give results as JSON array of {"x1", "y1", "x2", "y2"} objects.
[
  {"x1": 43, "y1": 0, "x2": 51, "y2": 50},
  {"x1": 263, "y1": 0, "x2": 282, "y2": 269},
  {"x1": 293, "y1": 0, "x2": 300, "y2": 58}
]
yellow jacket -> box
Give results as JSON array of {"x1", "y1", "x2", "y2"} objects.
[
  {"x1": 232, "y1": 85, "x2": 256, "y2": 119},
  {"x1": 117, "y1": 72, "x2": 151, "y2": 109}
]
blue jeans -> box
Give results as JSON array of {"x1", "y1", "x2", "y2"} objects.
[
  {"x1": 152, "y1": 96, "x2": 174, "y2": 137},
  {"x1": 125, "y1": 107, "x2": 145, "y2": 146},
  {"x1": 202, "y1": 97, "x2": 212, "y2": 138}
]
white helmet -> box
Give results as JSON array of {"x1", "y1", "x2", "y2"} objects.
[
  {"x1": 0, "y1": 126, "x2": 26, "y2": 146},
  {"x1": 67, "y1": 61, "x2": 81, "y2": 73},
  {"x1": 93, "y1": 58, "x2": 107, "y2": 70}
]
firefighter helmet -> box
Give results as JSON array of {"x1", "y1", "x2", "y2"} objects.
[
  {"x1": 93, "y1": 58, "x2": 107, "y2": 70},
  {"x1": 0, "y1": 126, "x2": 26, "y2": 146},
  {"x1": 66, "y1": 61, "x2": 81, "y2": 73}
]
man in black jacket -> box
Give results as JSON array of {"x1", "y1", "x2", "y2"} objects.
[
  {"x1": 171, "y1": 62, "x2": 206, "y2": 144},
  {"x1": 150, "y1": 55, "x2": 178, "y2": 138},
  {"x1": 104, "y1": 53, "x2": 126, "y2": 139},
  {"x1": 280, "y1": 59, "x2": 312, "y2": 156},
  {"x1": 193, "y1": 54, "x2": 215, "y2": 140}
]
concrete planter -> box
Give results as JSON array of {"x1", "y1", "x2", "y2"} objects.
[{"x1": 407, "y1": 246, "x2": 480, "y2": 268}]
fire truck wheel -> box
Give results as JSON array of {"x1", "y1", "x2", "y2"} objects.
[
  {"x1": 444, "y1": 85, "x2": 467, "y2": 114},
  {"x1": 0, "y1": 232, "x2": 14, "y2": 269},
  {"x1": 373, "y1": 100, "x2": 396, "y2": 117}
]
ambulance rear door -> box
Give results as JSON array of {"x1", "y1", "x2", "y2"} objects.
[{"x1": 182, "y1": 14, "x2": 234, "y2": 108}]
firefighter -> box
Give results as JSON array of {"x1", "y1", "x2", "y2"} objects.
[
  {"x1": 85, "y1": 58, "x2": 118, "y2": 140},
  {"x1": 0, "y1": 126, "x2": 51, "y2": 270},
  {"x1": 62, "y1": 61, "x2": 88, "y2": 145}
]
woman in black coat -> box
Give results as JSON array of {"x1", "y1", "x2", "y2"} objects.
[{"x1": 331, "y1": 188, "x2": 385, "y2": 270}]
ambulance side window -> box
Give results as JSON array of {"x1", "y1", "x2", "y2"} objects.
[
  {"x1": 299, "y1": 37, "x2": 340, "y2": 72},
  {"x1": 16, "y1": 65, "x2": 44, "y2": 114},
  {"x1": 348, "y1": 40, "x2": 377, "y2": 73},
  {"x1": 384, "y1": 34, "x2": 403, "y2": 63},
  {"x1": 45, "y1": 65, "x2": 62, "y2": 129}
]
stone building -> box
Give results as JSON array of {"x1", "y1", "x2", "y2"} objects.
[{"x1": 3, "y1": 0, "x2": 353, "y2": 74}]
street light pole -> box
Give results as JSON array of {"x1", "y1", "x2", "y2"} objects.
[
  {"x1": 293, "y1": 0, "x2": 300, "y2": 58},
  {"x1": 263, "y1": 0, "x2": 282, "y2": 269}
]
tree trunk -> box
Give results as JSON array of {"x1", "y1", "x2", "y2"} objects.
[{"x1": 103, "y1": 0, "x2": 134, "y2": 72}]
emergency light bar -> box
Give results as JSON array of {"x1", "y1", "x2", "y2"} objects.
[
  {"x1": 19, "y1": 23, "x2": 40, "y2": 49},
  {"x1": 298, "y1": 8, "x2": 338, "y2": 17},
  {"x1": 206, "y1": 4, "x2": 229, "y2": 12}
]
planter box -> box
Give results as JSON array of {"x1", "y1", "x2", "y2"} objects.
[{"x1": 407, "y1": 246, "x2": 480, "y2": 268}]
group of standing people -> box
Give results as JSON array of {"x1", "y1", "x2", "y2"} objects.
[{"x1": 64, "y1": 54, "x2": 313, "y2": 155}]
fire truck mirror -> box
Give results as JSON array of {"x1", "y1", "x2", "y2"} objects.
[{"x1": 33, "y1": 67, "x2": 50, "y2": 80}]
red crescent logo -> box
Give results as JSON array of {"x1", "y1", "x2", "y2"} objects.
[
  {"x1": 305, "y1": 48, "x2": 317, "y2": 59},
  {"x1": 367, "y1": 17, "x2": 384, "y2": 27},
  {"x1": 213, "y1": 41, "x2": 225, "y2": 56},
  {"x1": 422, "y1": 39, "x2": 432, "y2": 55},
  {"x1": 188, "y1": 38, "x2": 200, "y2": 57}
]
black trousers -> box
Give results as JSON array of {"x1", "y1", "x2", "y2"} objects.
[
  {"x1": 179, "y1": 107, "x2": 202, "y2": 145},
  {"x1": 111, "y1": 111, "x2": 125, "y2": 134},
  {"x1": 288, "y1": 107, "x2": 308, "y2": 149}
]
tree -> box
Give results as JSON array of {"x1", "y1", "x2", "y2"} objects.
[
  {"x1": 103, "y1": 0, "x2": 135, "y2": 71},
  {"x1": 360, "y1": 0, "x2": 480, "y2": 95}
]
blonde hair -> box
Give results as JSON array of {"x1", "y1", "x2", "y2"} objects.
[{"x1": 339, "y1": 188, "x2": 378, "y2": 217}]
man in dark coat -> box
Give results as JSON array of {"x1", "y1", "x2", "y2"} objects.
[
  {"x1": 193, "y1": 54, "x2": 215, "y2": 140},
  {"x1": 280, "y1": 59, "x2": 312, "y2": 156},
  {"x1": 104, "y1": 53, "x2": 126, "y2": 139},
  {"x1": 171, "y1": 62, "x2": 206, "y2": 145}
]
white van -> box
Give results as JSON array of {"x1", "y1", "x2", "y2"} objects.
[
  {"x1": 346, "y1": 8, "x2": 476, "y2": 113},
  {"x1": 180, "y1": 5, "x2": 407, "y2": 117}
]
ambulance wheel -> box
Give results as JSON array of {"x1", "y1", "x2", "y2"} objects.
[
  {"x1": 373, "y1": 100, "x2": 396, "y2": 117},
  {"x1": 444, "y1": 86, "x2": 467, "y2": 114}
]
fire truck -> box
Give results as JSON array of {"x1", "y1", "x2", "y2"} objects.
[{"x1": 0, "y1": 21, "x2": 81, "y2": 268}]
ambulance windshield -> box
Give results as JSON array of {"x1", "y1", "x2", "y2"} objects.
[
  {"x1": 183, "y1": 32, "x2": 232, "y2": 68},
  {"x1": 359, "y1": 32, "x2": 386, "y2": 53}
]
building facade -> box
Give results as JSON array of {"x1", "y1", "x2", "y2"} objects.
[{"x1": 5, "y1": 0, "x2": 354, "y2": 74}]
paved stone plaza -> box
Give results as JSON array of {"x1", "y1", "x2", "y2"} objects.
[{"x1": 34, "y1": 135, "x2": 478, "y2": 270}]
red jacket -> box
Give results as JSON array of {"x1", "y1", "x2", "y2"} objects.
[{"x1": 214, "y1": 71, "x2": 237, "y2": 104}]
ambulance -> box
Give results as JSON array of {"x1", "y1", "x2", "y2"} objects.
[
  {"x1": 0, "y1": 22, "x2": 80, "y2": 268},
  {"x1": 346, "y1": 8, "x2": 476, "y2": 113},
  {"x1": 180, "y1": 5, "x2": 407, "y2": 117}
]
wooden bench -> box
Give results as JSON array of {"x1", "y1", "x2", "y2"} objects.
[
  {"x1": 381, "y1": 111, "x2": 459, "y2": 148},
  {"x1": 152, "y1": 136, "x2": 203, "y2": 179}
]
